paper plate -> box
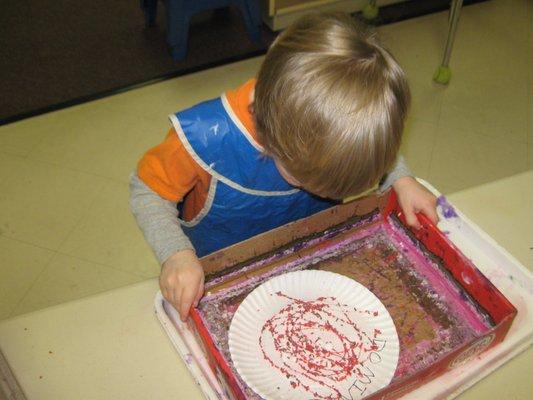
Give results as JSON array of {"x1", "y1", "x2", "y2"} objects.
[{"x1": 229, "y1": 270, "x2": 399, "y2": 400}]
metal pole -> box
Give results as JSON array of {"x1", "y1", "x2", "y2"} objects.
[{"x1": 434, "y1": 0, "x2": 463, "y2": 84}]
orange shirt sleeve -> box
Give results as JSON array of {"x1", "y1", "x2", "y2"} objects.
[{"x1": 137, "y1": 128, "x2": 200, "y2": 202}]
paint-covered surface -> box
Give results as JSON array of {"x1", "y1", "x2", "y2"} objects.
[
  {"x1": 258, "y1": 292, "x2": 385, "y2": 399},
  {"x1": 437, "y1": 195, "x2": 459, "y2": 219},
  {"x1": 195, "y1": 212, "x2": 493, "y2": 399},
  {"x1": 155, "y1": 181, "x2": 531, "y2": 400}
]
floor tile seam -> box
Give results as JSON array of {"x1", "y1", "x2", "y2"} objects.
[
  {"x1": 422, "y1": 121, "x2": 441, "y2": 182},
  {"x1": 413, "y1": 85, "x2": 446, "y2": 128},
  {"x1": 51, "y1": 248, "x2": 155, "y2": 280},
  {"x1": 402, "y1": 116, "x2": 440, "y2": 166},
  {"x1": 407, "y1": 115, "x2": 441, "y2": 126},
  {"x1": 6, "y1": 250, "x2": 149, "y2": 319},
  {"x1": 526, "y1": 72, "x2": 533, "y2": 168},
  {"x1": 427, "y1": 162, "x2": 531, "y2": 188},
  {"x1": 422, "y1": 121, "x2": 523, "y2": 193},
  {"x1": 0, "y1": 209, "x2": 102, "y2": 256},
  {"x1": 423, "y1": 123, "x2": 443, "y2": 187},
  {"x1": 0, "y1": 233, "x2": 58, "y2": 255},
  {"x1": 8, "y1": 282, "x2": 140, "y2": 320},
  {"x1": 6, "y1": 248, "x2": 58, "y2": 319},
  {"x1": 26, "y1": 127, "x2": 55, "y2": 159},
  {"x1": 0, "y1": 150, "x2": 28, "y2": 161},
  {"x1": 469, "y1": 129, "x2": 529, "y2": 146},
  {"x1": 53, "y1": 249, "x2": 151, "y2": 281},
  {"x1": 0, "y1": 150, "x2": 130, "y2": 184},
  {"x1": 48, "y1": 174, "x2": 139, "y2": 274},
  {"x1": 34, "y1": 157, "x2": 131, "y2": 185},
  {"x1": 436, "y1": 120, "x2": 530, "y2": 145},
  {"x1": 0, "y1": 121, "x2": 68, "y2": 160},
  {"x1": 432, "y1": 80, "x2": 446, "y2": 123},
  {"x1": 0, "y1": 150, "x2": 25, "y2": 188},
  {"x1": 51, "y1": 177, "x2": 111, "y2": 254}
]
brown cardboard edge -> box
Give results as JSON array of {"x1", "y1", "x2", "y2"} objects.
[{"x1": 200, "y1": 191, "x2": 390, "y2": 276}]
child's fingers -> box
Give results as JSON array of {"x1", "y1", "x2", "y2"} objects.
[
  {"x1": 160, "y1": 287, "x2": 168, "y2": 302},
  {"x1": 403, "y1": 207, "x2": 421, "y2": 230},
  {"x1": 194, "y1": 280, "x2": 204, "y2": 308},
  {"x1": 179, "y1": 286, "x2": 196, "y2": 322},
  {"x1": 159, "y1": 276, "x2": 180, "y2": 311},
  {"x1": 161, "y1": 287, "x2": 176, "y2": 310},
  {"x1": 173, "y1": 287, "x2": 183, "y2": 317},
  {"x1": 421, "y1": 202, "x2": 439, "y2": 225}
]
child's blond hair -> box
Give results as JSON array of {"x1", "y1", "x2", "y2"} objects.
[{"x1": 254, "y1": 13, "x2": 410, "y2": 199}]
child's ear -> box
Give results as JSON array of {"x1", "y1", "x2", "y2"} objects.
[{"x1": 248, "y1": 102, "x2": 254, "y2": 115}]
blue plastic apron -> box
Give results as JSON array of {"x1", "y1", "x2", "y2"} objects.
[{"x1": 170, "y1": 95, "x2": 335, "y2": 257}]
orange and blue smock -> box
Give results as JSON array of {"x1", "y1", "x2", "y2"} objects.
[{"x1": 138, "y1": 80, "x2": 335, "y2": 257}]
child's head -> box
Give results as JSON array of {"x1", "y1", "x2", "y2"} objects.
[{"x1": 254, "y1": 13, "x2": 410, "y2": 199}]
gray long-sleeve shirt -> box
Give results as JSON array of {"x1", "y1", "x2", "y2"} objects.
[{"x1": 129, "y1": 155, "x2": 412, "y2": 265}]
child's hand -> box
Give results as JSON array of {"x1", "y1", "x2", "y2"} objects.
[
  {"x1": 392, "y1": 176, "x2": 438, "y2": 230},
  {"x1": 160, "y1": 249, "x2": 205, "y2": 321}
]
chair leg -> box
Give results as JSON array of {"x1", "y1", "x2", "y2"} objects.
[
  {"x1": 362, "y1": 0, "x2": 379, "y2": 21},
  {"x1": 140, "y1": 0, "x2": 158, "y2": 27},
  {"x1": 166, "y1": 0, "x2": 189, "y2": 61},
  {"x1": 434, "y1": 0, "x2": 464, "y2": 84},
  {"x1": 238, "y1": 0, "x2": 261, "y2": 42}
]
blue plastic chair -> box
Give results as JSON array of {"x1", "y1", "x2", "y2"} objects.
[{"x1": 140, "y1": 0, "x2": 262, "y2": 61}]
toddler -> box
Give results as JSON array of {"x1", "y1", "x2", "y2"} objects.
[{"x1": 130, "y1": 13, "x2": 438, "y2": 321}]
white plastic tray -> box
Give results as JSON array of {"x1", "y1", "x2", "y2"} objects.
[{"x1": 154, "y1": 183, "x2": 533, "y2": 400}]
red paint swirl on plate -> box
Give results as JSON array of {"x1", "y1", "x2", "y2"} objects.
[{"x1": 259, "y1": 292, "x2": 381, "y2": 399}]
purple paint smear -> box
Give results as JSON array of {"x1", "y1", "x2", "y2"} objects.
[{"x1": 437, "y1": 196, "x2": 459, "y2": 219}]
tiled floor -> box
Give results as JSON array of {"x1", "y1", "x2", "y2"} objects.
[{"x1": 1, "y1": 0, "x2": 531, "y2": 320}]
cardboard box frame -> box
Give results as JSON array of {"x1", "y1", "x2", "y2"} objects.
[{"x1": 189, "y1": 190, "x2": 517, "y2": 400}]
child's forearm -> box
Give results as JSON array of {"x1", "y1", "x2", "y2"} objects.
[
  {"x1": 129, "y1": 172, "x2": 194, "y2": 265},
  {"x1": 379, "y1": 154, "x2": 413, "y2": 191}
]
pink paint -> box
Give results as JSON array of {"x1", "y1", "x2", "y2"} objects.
[
  {"x1": 385, "y1": 219, "x2": 489, "y2": 335},
  {"x1": 197, "y1": 212, "x2": 493, "y2": 399}
]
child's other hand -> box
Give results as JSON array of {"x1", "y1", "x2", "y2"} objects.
[
  {"x1": 392, "y1": 176, "x2": 438, "y2": 230},
  {"x1": 160, "y1": 249, "x2": 204, "y2": 322}
]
